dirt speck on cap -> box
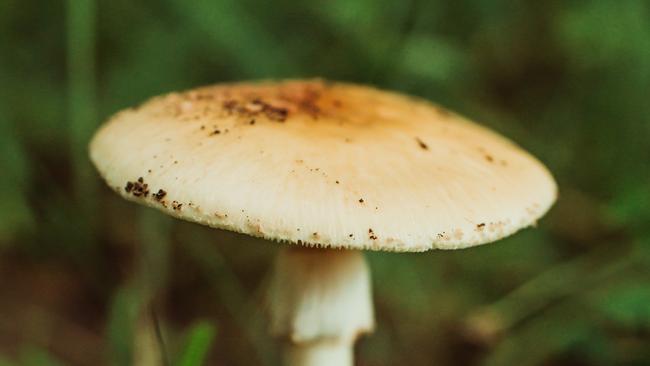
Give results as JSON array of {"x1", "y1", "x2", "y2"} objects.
[
  {"x1": 264, "y1": 105, "x2": 288, "y2": 121},
  {"x1": 416, "y1": 137, "x2": 429, "y2": 150},
  {"x1": 153, "y1": 189, "x2": 167, "y2": 201},
  {"x1": 222, "y1": 97, "x2": 288, "y2": 122},
  {"x1": 125, "y1": 177, "x2": 149, "y2": 197},
  {"x1": 437, "y1": 231, "x2": 450, "y2": 240},
  {"x1": 222, "y1": 100, "x2": 238, "y2": 113}
]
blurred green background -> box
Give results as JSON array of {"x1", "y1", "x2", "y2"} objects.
[{"x1": 1, "y1": 0, "x2": 649, "y2": 365}]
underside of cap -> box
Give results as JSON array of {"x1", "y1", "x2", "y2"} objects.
[{"x1": 89, "y1": 79, "x2": 557, "y2": 252}]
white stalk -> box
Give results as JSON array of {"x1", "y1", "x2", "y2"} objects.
[
  {"x1": 284, "y1": 340, "x2": 352, "y2": 366},
  {"x1": 267, "y1": 247, "x2": 375, "y2": 366}
]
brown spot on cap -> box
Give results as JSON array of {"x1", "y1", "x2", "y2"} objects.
[
  {"x1": 223, "y1": 97, "x2": 289, "y2": 122},
  {"x1": 153, "y1": 189, "x2": 167, "y2": 201},
  {"x1": 223, "y1": 100, "x2": 238, "y2": 112},
  {"x1": 416, "y1": 137, "x2": 429, "y2": 150},
  {"x1": 125, "y1": 178, "x2": 149, "y2": 197},
  {"x1": 264, "y1": 105, "x2": 288, "y2": 122}
]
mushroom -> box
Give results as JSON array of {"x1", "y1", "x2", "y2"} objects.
[{"x1": 89, "y1": 79, "x2": 557, "y2": 366}]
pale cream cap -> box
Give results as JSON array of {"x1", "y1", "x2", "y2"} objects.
[{"x1": 90, "y1": 79, "x2": 557, "y2": 251}]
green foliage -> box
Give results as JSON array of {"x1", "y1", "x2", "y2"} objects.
[
  {"x1": 0, "y1": 355, "x2": 16, "y2": 366},
  {"x1": 20, "y1": 346, "x2": 67, "y2": 366},
  {"x1": 106, "y1": 286, "x2": 141, "y2": 366},
  {"x1": 595, "y1": 280, "x2": 650, "y2": 329},
  {"x1": 176, "y1": 321, "x2": 217, "y2": 366},
  {"x1": 0, "y1": 121, "x2": 33, "y2": 245},
  {"x1": 0, "y1": 0, "x2": 649, "y2": 365}
]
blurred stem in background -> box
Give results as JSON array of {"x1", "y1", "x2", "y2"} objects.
[
  {"x1": 466, "y1": 243, "x2": 640, "y2": 341},
  {"x1": 132, "y1": 210, "x2": 172, "y2": 366},
  {"x1": 66, "y1": 0, "x2": 97, "y2": 214},
  {"x1": 106, "y1": 211, "x2": 172, "y2": 366},
  {"x1": 185, "y1": 230, "x2": 277, "y2": 366}
]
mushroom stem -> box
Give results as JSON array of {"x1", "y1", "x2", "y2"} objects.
[
  {"x1": 284, "y1": 340, "x2": 353, "y2": 366},
  {"x1": 268, "y1": 247, "x2": 374, "y2": 366}
]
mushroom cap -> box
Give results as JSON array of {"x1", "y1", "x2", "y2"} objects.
[{"x1": 89, "y1": 79, "x2": 557, "y2": 252}]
